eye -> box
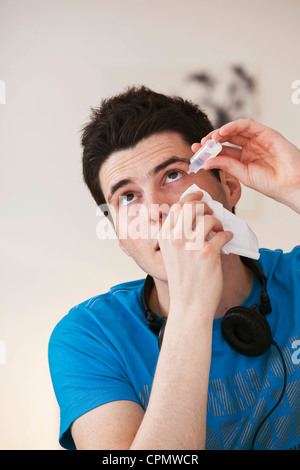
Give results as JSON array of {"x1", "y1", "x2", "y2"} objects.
[
  {"x1": 165, "y1": 170, "x2": 184, "y2": 184},
  {"x1": 119, "y1": 191, "x2": 138, "y2": 206}
]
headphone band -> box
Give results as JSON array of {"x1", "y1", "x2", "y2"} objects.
[{"x1": 240, "y1": 257, "x2": 271, "y2": 314}]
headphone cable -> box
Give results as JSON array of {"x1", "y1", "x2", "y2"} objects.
[{"x1": 250, "y1": 340, "x2": 287, "y2": 450}]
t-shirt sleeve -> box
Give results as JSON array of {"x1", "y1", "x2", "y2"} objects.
[
  {"x1": 275, "y1": 245, "x2": 300, "y2": 289},
  {"x1": 48, "y1": 306, "x2": 140, "y2": 450}
]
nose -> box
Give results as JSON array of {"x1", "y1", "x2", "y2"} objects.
[
  {"x1": 146, "y1": 193, "x2": 170, "y2": 226},
  {"x1": 149, "y1": 203, "x2": 169, "y2": 226}
]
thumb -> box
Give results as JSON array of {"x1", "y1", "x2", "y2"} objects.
[{"x1": 204, "y1": 156, "x2": 249, "y2": 185}]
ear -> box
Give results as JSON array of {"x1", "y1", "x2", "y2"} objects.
[
  {"x1": 219, "y1": 170, "x2": 242, "y2": 209},
  {"x1": 118, "y1": 239, "x2": 131, "y2": 257}
]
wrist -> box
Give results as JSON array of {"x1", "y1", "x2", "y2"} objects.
[
  {"x1": 161, "y1": 301, "x2": 214, "y2": 363},
  {"x1": 277, "y1": 186, "x2": 300, "y2": 214},
  {"x1": 168, "y1": 299, "x2": 215, "y2": 328},
  {"x1": 286, "y1": 187, "x2": 300, "y2": 214}
]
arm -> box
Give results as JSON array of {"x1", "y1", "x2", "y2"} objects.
[
  {"x1": 193, "y1": 118, "x2": 300, "y2": 214},
  {"x1": 130, "y1": 299, "x2": 214, "y2": 449},
  {"x1": 71, "y1": 400, "x2": 145, "y2": 450},
  {"x1": 72, "y1": 309, "x2": 213, "y2": 450},
  {"x1": 71, "y1": 308, "x2": 212, "y2": 451},
  {"x1": 71, "y1": 195, "x2": 233, "y2": 450},
  {"x1": 132, "y1": 196, "x2": 232, "y2": 450}
]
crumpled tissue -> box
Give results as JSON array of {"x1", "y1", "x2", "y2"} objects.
[{"x1": 180, "y1": 184, "x2": 260, "y2": 260}]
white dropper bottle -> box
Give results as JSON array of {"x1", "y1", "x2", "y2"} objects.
[{"x1": 187, "y1": 139, "x2": 222, "y2": 174}]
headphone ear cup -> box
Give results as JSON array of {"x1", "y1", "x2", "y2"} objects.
[{"x1": 221, "y1": 306, "x2": 272, "y2": 357}]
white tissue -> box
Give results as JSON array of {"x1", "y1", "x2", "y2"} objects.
[{"x1": 180, "y1": 184, "x2": 260, "y2": 260}]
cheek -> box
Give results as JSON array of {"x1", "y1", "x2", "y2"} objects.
[
  {"x1": 168, "y1": 173, "x2": 198, "y2": 194},
  {"x1": 194, "y1": 173, "x2": 226, "y2": 199},
  {"x1": 119, "y1": 238, "x2": 152, "y2": 265},
  {"x1": 115, "y1": 204, "x2": 154, "y2": 240}
]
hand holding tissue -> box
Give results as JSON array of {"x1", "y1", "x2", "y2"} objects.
[{"x1": 180, "y1": 184, "x2": 260, "y2": 260}]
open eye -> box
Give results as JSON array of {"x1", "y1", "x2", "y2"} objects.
[
  {"x1": 119, "y1": 192, "x2": 138, "y2": 206},
  {"x1": 165, "y1": 170, "x2": 184, "y2": 184}
]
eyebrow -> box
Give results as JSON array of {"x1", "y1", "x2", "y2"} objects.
[{"x1": 107, "y1": 156, "x2": 190, "y2": 203}]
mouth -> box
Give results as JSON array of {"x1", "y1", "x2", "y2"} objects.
[{"x1": 155, "y1": 241, "x2": 160, "y2": 252}]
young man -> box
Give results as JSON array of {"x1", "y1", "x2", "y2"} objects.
[{"x1": 48, "y1": 86, "x2": 300, "y2": 450}]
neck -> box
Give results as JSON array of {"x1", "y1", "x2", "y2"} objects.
[{"x1": 149, "y1": 255, "x2": 254, "y2": 320}]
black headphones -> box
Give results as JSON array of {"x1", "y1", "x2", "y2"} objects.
[
  {"x1": 220, "y1": 256, "x2": 273, "y2": 357},
  {"x1": 143, "y1": 257, "x2": 273, "y2": 356},
  {"x1": 142, "y1": 257, "x2": 287, "y2": 449}
]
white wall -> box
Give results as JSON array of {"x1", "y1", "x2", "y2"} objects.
[{"x1": 0, "y1": 0, "x2": 299, "y2": 449}]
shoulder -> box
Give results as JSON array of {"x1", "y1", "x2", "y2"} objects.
[
  {"x1": 47, "y1": 277, "x2": 148, "y2": 450},
  {"x1": 258, "y1": 245, "x2": 300, "y2": 279},
  {"x1": 48, "y1": 277, "x2": 147, "y2": 379},
  {"x1": 49, "y1": 277, "x2": 146, "y2": 345},
  {"x1": 258, "y1": 245, "x2": 300, "y2": 272}
]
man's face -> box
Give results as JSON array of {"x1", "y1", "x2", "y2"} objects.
[{"x1": 99, "y1": 131, "x2": 235, "y2": 282}]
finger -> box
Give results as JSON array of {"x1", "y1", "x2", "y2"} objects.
[
  {"x1": 217, "y1": 118, "x2": 266, "y2": 139},
  {"x1": 191, "y1": 142, "x2": 243, "y2": 163},
  {"x1": 161, "y1": 202, "x2": 182, "y2": 235},
  {"x1": 206, "y1": 230, "x2": 234, "y2": 253},
  {"x1": 200, "y1": 132, "x2": 249, "y2": 148},
  {"x1": 169, "y1": 191, "x2": 203, "y2": 219},
  {"x1": 199, "y1": 129, "x2": 219, "y2": 145},
  {"x1": 191, "y1": 142, "x2": 202, "y2": 153},
  {"x1": 161, "y1": 194, "x2": 209, "y2": 238},
  {"x1": 178, "y1": 201, "x2": 213, "y2": 223},
  {"x1": 202, "y1": 214, "x2": 224, "y2": 239},
  {"x1": 189, "y1": 201, "x2": 213, "y2": 218},
  {"x1": 178, "y1": 190, "x2": 203, "y2": 205},
  {"x1": 203, "y1": 156, "x2": 249, "y2": 185},
  {"x1": 191, "y1": 214, "x2": 224, "y2": 242},
  {"x1": 174, "y1": 201, "x2": 213, "y2": 239},
  {"x1": 219, "y1": 144, "x2": 242, "y2": 160},
  {"x1": 184, "y1": 213, "x2": 224, "y2": 250},
  {"x1": 200, "y1": 119, "x2": 266, "y2": 147},
  {"x1": 221, "y1": 136, "x2": 249, "y2": 148}
]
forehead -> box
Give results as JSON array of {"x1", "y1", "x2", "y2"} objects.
[{"x1": 99, "y1": 131, "x2": 192, "y2": 197}]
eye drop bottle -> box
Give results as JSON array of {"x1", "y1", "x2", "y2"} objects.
[{"x1": 188, "y1": 139, "x2": 222, "y2": 174}]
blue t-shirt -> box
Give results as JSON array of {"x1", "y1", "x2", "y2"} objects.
[{"x1": 48, "y1": 247, "x2": 300, "y2": 450}]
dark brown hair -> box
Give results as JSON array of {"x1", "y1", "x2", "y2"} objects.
[{"x1": 81, "y1": 86, "x2": 219, "y2": 208}]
